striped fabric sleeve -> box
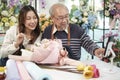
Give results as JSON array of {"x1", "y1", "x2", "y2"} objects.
[{"x1": 80, "y1": 33, "x2": 100, "y2": 55}]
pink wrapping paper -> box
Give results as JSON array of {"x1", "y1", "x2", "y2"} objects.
[
  {"x1": 8, "y1": 39, "x2": 84, "y2": 66},
  {"x1": 31, "y1": 40, "x2": 63, "y2": 64},
  {"x1": 16, "y1": 61, "x2": 32, "y2": 80}
]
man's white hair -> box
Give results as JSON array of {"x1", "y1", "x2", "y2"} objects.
[{"x1": 49, "y1": 3, "x2": 69, "y2": 16}]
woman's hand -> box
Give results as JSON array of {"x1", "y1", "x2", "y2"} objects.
[{"x1": 15, "y1": 33, "x2": 24, "y2": 48}]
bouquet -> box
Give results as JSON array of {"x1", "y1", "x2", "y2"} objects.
[
  {"x1": 39, "y1": 14, "x2": 53, "y2": 32},
  {"x1": 104, "y1": 0, "x2": 120, "y2": 18},
  {"x1": 0, "y1": 0, "x2": 33, "y2": 31},
  {"x1": 69, "y1": 3, "x2": 98, "y2": 33}
]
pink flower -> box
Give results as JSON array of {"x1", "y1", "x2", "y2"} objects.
[
  {"x1": 40, "y1": 0, "x2": 46, "y2": 8},
  {"x1": 100, "y1": 31, "x2": 118, "y2": 41}
]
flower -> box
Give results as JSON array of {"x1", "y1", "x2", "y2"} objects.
[
  {"x1": 104, "y1": 0, "x2": 120, "y2": 18},
  {"x1": 100, "y1": 31, "x2": 120, "y2": 62},
  {"x1": 39, "y1": 14, "x2": 53, "y2": 32},
  {"x1": 100, "y1": 31, "x2": 118, "y2": 41},
  {"x1": 0, "y1": 3, "x2": 18, "y2": 31},
  {"x1": 0, "y1": 0, "x2": 33, "y2": 32},
  {"x1": 69, "y1": 4, "x2": 99, "y2": 33},
  {"x1": 39, "y1": 0, "x2": 46, "y2": 8}
]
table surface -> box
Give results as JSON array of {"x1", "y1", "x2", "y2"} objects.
[{"x1": 41, "y1": 59, "x2": 120, "y2": 80}]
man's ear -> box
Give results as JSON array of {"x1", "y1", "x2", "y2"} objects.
[
  {"x1": 50, "y1": 16, "x2": 55, "y2": 23},
  {"x1": 50, "y1": 16, "x2": 54, "y2": 20}
]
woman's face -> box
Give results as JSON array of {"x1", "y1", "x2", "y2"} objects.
[{"x1": 24, "y1": 11, "x2": 38, "y2": 31}]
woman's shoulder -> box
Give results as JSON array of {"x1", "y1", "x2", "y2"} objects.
[
  {"x1": 6, "y1": 26, "x2": 17, "y2": 32},
  {"x1": 8, "y1": 25, "x2": 17, "y2": 30},
  {"x1": 5, "y1": 26, "x2": 18, "y2": 35}
]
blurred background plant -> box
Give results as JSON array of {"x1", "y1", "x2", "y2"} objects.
[
  {"x1": 100, "y1": 31, "x2": 120, "y2": 63},
  {"x1": 0, "y1": 0, "x2": 33, "y2": 32},
  {"x1": 104, "y1": 0, "x2": 120, "y2": 18},
  {"x1": 69, "y1": 0, "x2": 99, "y2": 33},
  {"x1": 113, "y1": 38, "x2": 120, "y2": 62},
  {"x1": 39, "y1": 14, "x2": 53, "y2": 32},
  {"x1": 114, "y1": 39, "x2": 120, "y2": 50}
]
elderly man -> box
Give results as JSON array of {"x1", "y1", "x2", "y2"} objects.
[{"x1": 41, "y1": 3, "x2": 105, "y2": 60}]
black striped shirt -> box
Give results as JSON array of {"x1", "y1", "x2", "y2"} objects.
[{"x1": 42, "y1": 24, "x2": 100, "y2": 60}]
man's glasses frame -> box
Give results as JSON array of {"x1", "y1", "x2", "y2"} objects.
[{"x1": 53, "y1": 14, "x2": 69, "y2": 21}]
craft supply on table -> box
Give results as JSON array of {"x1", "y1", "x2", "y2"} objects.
[
  {"x1": 5, "y1": 59, "x2": 20, "y2": 80},
  {"x1": 16, "y1": 61, "x2": 32, "y2": 80},
  {"x1": 23, "y1": 61, "x2": 52, "y2": 80}
]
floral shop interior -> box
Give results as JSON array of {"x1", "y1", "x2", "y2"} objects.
[{"x1": 0, "y1": 0, "x2": 120, "y2": 80}]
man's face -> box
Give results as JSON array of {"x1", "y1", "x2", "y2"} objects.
[{"x1": 51, "y1": 7, "x2": 69, "y2": 30}]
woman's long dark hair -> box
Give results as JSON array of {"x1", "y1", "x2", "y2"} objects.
[{"x1": 18, "y1": 5, "x2": 40, "y2": 44}]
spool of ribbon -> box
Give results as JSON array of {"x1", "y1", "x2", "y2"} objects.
[
  {"x1": 5, "y1": 59, "x2": 21, "y2": 80},
  {"x1": 23, "y1": 61, "x2": 52, "y2": 80}
]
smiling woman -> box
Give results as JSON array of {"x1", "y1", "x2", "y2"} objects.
[{"x1": 0, "y1": 5, "x2": 41, "y2": 66}]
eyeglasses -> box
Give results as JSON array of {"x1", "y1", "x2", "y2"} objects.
[{"x1": 54, "y1": 14, "x2": 69, "y2": 21}]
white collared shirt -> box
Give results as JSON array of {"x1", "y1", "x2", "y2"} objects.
[{"x1": 52, "y1": 25, "x2": 68, "y2": 35}]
